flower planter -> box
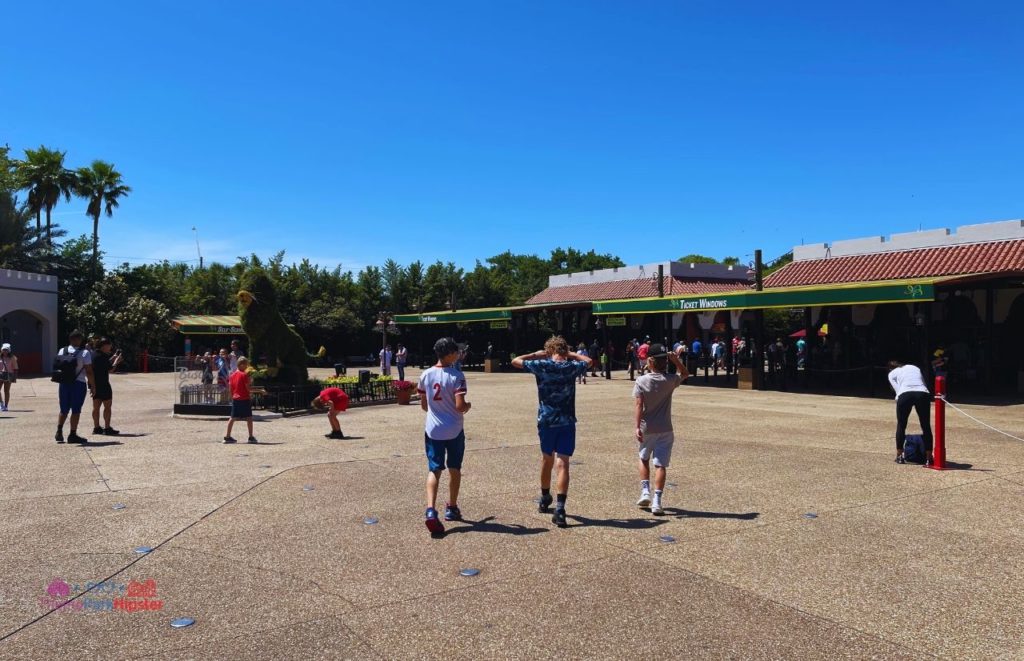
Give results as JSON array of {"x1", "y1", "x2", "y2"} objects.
[{"x1": 396, "y1": 388, "x2": 413, "y2": 405}]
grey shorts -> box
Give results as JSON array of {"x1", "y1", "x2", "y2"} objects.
[{"x1": 638, "y1": 430, "x2": 675, "y2": 468}]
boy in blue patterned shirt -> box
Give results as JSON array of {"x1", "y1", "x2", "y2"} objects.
[{"x1": 513, "y1": 335, "x2": 592, "y2": 528}]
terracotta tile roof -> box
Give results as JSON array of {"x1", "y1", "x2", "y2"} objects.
[
  {"x1": 525, "y1": 276, "x2": 750, "y2": 305},
  {"x1": 765, "y1": 239, "x2": 1024, "y2": 288}
]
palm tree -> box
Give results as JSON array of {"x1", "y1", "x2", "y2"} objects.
[
  {"x1": 75, "y1": 160, "x2": 131, "y2": 281},
  {"x1": 17, "y1": 146, "x2": 76, "y2": 245},
  {"x1": 0, "y1": 191, "x2": 63, "y2": 272}
]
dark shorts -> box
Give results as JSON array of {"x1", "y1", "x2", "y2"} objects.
[
  {"x1": 93, "y1": 383, "x2": 113, "y2": 401},
  {"x1": 538, "y1": 424, "x2": 576, "y2": 457},
  {"x1": 59, "y1": 381, "x2": 88, "y2": 415},
  {"x1": 230, "y1": 399, "x2": 253, "y2": 419},
  {"x1": 425, "y1": 431, "x2": 466, "y2": 472}
]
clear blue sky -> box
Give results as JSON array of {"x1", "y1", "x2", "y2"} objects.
[{"x1": 3, "y1": 2, "x2": 1022, "y2": 272}]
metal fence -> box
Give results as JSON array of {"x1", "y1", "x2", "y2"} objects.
[{"x1": 257, "y1": 380, "x2": 397, "y2": 414}]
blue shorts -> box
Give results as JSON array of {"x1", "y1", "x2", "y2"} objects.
[
  {"x1": 230, "y1": 399, "x2": 253, "y2": 419},
  {"x1": 538, "y1": 424, "x2": 576, "y2": 457},
  {"x1": 59, "y1": 381, "x2": 88, "y2": 415},
  {"x1": 425, "y1": 431, "x2": 465, "y2": 472}
]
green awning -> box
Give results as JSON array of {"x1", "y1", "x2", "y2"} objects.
[
  {"x1": 592, "y1": 281, "x2": 936, "y2": 315},
  {"x1": 172, "y1": 315, "x2": 244, "y2": 335},
  {"x1": 394, "y1": 308, "x2": 513, "y2": 325}
]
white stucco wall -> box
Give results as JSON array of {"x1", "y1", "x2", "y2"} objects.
[{"x1": 0, "y1": 269, "x2": 59, "y2": 372}]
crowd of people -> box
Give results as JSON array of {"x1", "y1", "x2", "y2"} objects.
[{"x1": 17, "y1": 327, "x2": 937, "y2": 535}]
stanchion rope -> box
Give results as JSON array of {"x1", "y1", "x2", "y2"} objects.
[{"x1": 938, "y1": 395, "x2": 1024, "y2": 443}]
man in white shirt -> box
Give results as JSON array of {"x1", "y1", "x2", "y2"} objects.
[
  {"x1": 228, "y1": 339, "x2": 244, "y2": 374},
  {"x1": 887, "y1": 360, "x2": 933, "y2": 465},
  {"x1": 55, "y1": 330, "x2": 95, "y2": 445},
  {"x1": 379, "y1": 345, "x2": 392, "y2": 376}
]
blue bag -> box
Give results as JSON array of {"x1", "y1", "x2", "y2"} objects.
[{"x1": 903, "y1": 434, "x2": 926, "y2": 464}]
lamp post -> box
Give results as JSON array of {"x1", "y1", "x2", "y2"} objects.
[
  {"x1": 191, "y1": 226, "x2": 203, "y2": 269},
  {"x1": 374, "y1": 311, "x2": 399, "y2": 368}
]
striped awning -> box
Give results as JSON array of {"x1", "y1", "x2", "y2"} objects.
[{"x1": 171, "y1": 315, "x2": 244, "y2": 335}]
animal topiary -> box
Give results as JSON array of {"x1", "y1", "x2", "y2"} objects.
[{"x1": 237, "y1": 268, "x2": 323, "y2": 384}]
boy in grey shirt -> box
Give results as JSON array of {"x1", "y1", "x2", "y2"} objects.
[{"x1": 633, "y1": 343, "x2": 688, "y2": 514}]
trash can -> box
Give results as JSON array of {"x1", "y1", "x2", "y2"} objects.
[
  {"x1": 359, "y1": 369, "x2": 371, "y2": 385},
  {"x1": 334, "y1": 363, "x2": 346, "y2": 376}
]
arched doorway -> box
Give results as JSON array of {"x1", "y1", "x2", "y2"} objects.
[{"x1": 0, "y1": 309, "x2": 49, "y2": 373}]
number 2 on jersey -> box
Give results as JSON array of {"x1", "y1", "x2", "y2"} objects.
[{"x1": 432, "y1": 383, "x2": 443, "y2": 401}]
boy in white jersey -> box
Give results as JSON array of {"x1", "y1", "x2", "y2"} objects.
[
  {"x1": 417, "y1": 337, "x2": 472, "y2": 536},
  {"x1": 633, "y1": 343, "x2": 688, "y2": 515}
]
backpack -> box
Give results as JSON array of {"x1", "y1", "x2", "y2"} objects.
[
  {"x1": 903, "y1": 434, "x2": 926, "y2": 463},
  {"x1": 51, "y1": 347, "x2": 83, "y2": 384}
]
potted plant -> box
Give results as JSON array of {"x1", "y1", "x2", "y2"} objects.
[{"x1": 393, "y1": 380, "x2": 416, "y2": 405}]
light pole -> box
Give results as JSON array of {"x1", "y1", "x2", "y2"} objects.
[
  {"x1": 192, "y1": 226, "x2": 203, "y2": 269},
  {"x1": 374, "y1": 311, "x2": 399, "y2": 369}
]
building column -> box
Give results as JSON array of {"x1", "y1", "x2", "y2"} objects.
[{"x1": 985, "y1": 285, "x2": 995, "y2": 393}]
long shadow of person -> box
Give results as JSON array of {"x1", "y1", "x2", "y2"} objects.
[
  {"x1": 80, "y1": 441, "x2": 124, "y2": 447},
  {"x1": 565, "y1": 515, "x2": 668, "y2": 530},
  {"x1": 661, "y1": 508, "x2": 759, "y2": 520},
  {"x1": 443, "y1": 516, "x2": 548, "y2": 537}
]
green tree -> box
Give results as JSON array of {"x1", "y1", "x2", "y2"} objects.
[
  {"x1": 74, "y1": 160, "x2": 131, "y2": 281},
  {"x1": 722, "y1": 256, "x2": 741, "y2": 266},
  {"x1": 549, "y1": 247, "x2": 625, "y2": 274},
  {"x1": 64, "y1": 274, "x2": 174, "y2": 361},
  {"x1": 677, "y1": 253, "x2": 719, "y2": 264},
  {"x1": 17, "y1": 145, "x2": 77, "y2": 244}
]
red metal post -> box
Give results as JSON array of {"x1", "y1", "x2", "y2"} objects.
[{"x1": 929, "y1": 375, "x2": 946, "y2": 470}]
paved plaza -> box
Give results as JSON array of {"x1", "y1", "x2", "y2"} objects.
[{"x1": 0, "y1": 368, "x2": 1022, "y2": 660}]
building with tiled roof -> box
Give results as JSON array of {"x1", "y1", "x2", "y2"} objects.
[
  {"x1": 766, "y1": 220, "x2": 1024, "y2": 288},
  {"x1": 761, "y1": 219, "x2": 1024, "y2": 395},
  {"x1": 526, "y1": 262, "x2": 750, "y2": 306},
  {"x1": 395, "y1": 220, "x2": 1024, "y2": 396}
]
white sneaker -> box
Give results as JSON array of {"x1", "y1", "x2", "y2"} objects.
[
  {"x1": 636, "y1": 491, "x2": 652, "y2": 507},
  {"x1": 650, "y1": 500, "x2": 665, "y2": 515}
]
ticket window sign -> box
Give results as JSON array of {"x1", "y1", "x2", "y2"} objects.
[{"x1": 606, "y1": 316, "x2": 627, "y2": 327}]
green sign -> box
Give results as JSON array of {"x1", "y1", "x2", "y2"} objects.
[
  {"x1": 592, "y1": 282, "x2": 934, "y2": 315},
  {"x1": 394, "y1": 308, "x2": 513, "y2": 325},
  {"x1": 489, "y1": 321, "x2": 509, "y2": 329},
  {"x1": 605, "y1": 316, "x2": 627, "y2": 327}
]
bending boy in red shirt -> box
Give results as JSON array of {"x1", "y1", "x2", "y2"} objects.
[{"x1": 312, "y1": 386, "x2": 349, "y2": 439}]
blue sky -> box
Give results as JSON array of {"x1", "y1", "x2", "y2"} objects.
[{"x1": 3, "y1": 1, "x2": 1022, "y2": 272}]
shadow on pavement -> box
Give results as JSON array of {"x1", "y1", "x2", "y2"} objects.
[
  {"x1": 566, "y1": 515, "x2": 667, "y2": 530},
  {"x1": 111, "y1": 433, "x2": 148, "y2": 437},
  {"x1": 81, "y1": 441, "x2": 124, "y2": 447},
  {"x1": 661, "y1": 508, "x2": 760, "y2": 520},
  {"x1": 444, "y1": 516, "x2": 548, "y2": 536},
  {"x1": 932, "y1": 461, "x2": 989, "y2": 472}
]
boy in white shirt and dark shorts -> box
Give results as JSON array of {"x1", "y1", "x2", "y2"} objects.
[
  {"x1": 633, "y1": 343, "x2": 688, "y2": 515},
  {"x1": 418, "y1": 337, "x2": 472, "y2": 536}
]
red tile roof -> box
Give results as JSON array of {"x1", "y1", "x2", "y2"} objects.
[
  {"x1": 765, "y1": 239, "x2": 1024, "y2": 288},
  {"x1": 525, "y1": 276, "x2": 750, "y2": 305}
]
